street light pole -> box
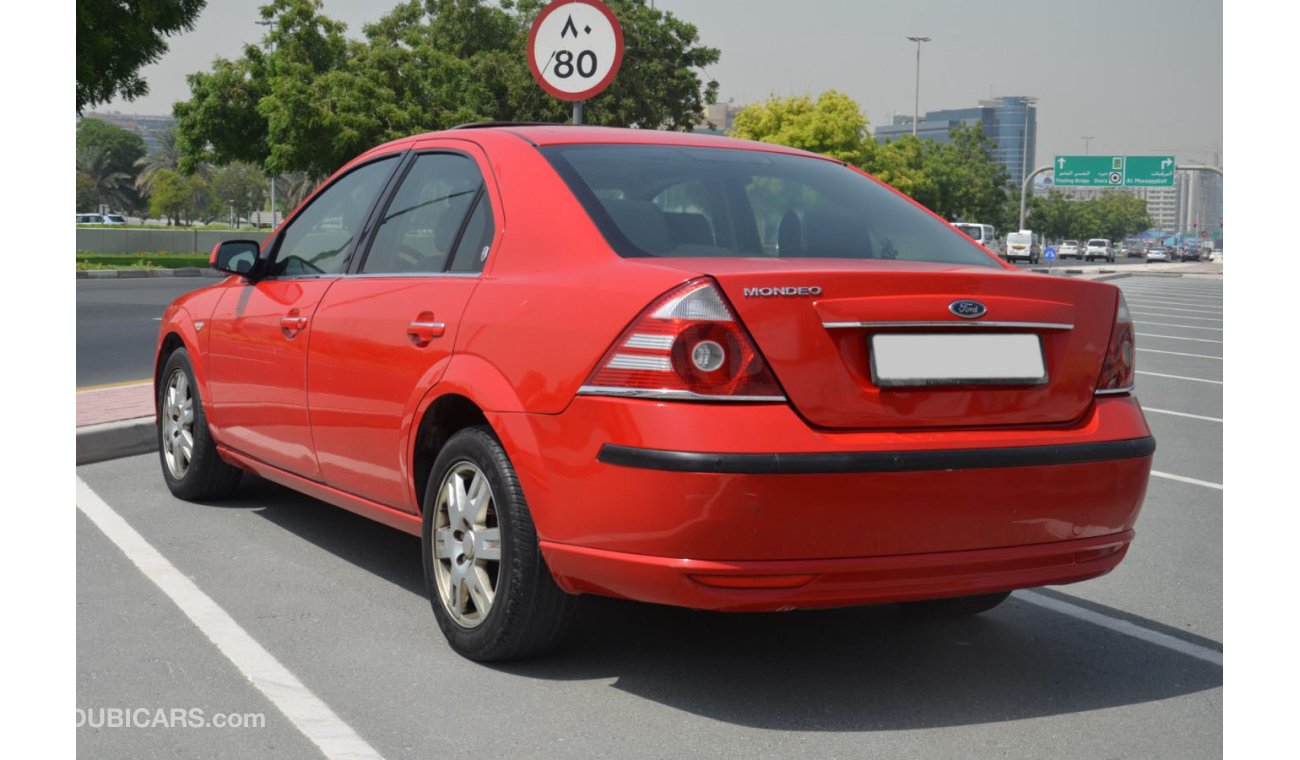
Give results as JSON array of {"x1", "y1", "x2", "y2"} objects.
[
  {"x1": 1019, "y1": 97, "x2": 1037, "y2": 195},
  {"x1": 906, "y1": 36, "x2": 931, "y2": 138},
  {"x1": 257, "y1": 17, "x2": 276, "y2": 228},
  {"x1": 1081, "y1": 135, "x2": 1094, "y2": 155}
]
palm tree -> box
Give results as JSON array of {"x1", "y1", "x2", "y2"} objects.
[
  {"x1": 76, "y1": 145, "x2": 133, "y2": 212},
  {"x1": 134, "y1": 127, "x2": 180, "y2": 197}
]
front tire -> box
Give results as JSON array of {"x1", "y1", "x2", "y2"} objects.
[
  {"x1": 901, "y1": 590, "x2": 1012, "y2": 618},
  {"x1": 422, "y1": 426, "x2": 574, "y2": 661},
  {"x1": 158, "y1": 348, "x2": 242, "y2": 500}
]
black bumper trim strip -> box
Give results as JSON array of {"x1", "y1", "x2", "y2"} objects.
[{"x1": 597, "y1": 437, "x2": 1156, "y2": 475}]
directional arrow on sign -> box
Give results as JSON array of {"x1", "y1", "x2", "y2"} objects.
[{"x1": 1058, "y1": 157, "x2": 1066, "y2": 169}]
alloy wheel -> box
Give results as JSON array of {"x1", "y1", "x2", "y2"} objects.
[
  {"x1": 431, "y1": 461, "x2": 502, "y2": 628},
  {"x1": 161, "y1": 368, "x2": 195, "y2": 480}
]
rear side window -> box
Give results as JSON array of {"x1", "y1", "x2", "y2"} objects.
[
  {"x1": 542, "y1": 145, "x2": 999, "y2": 267},
  {"x1": 363, "y1": 153, "x2": 489, "y2": 274}
]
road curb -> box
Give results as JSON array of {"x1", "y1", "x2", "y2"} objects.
[
  {"x1": 77, "y1": 268, "x2": 222, "y2": 280},
  {"x1": 77, "y1": 417, "x2": 157, "y2": 465}
]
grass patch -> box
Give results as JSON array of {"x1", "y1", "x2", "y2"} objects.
[{"x1": 76, "y1": 252, "x2": 210, "y2": 270}]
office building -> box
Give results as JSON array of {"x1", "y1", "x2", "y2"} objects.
[{"x1": 874, "y1": 96, "x2": 1037, "y2": 188}]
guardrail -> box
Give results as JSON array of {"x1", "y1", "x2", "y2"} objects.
[{"x1": 76, "y1": 228, "x2": 272, "y2": 254}]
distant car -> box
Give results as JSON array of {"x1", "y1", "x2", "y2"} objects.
[
  {"x1": 1178, "y1": 247, "x2": 1202, "y2": 262},
  {"x1": 155, "y1": 124, "x2": 1153, "y2": 661},
  {"x1": 1058, "y1": 240, "x2": 1081, "y2": 260},
  {"x1": 1146, "y1": 248, "x2": 1171, "y2": 262},
  {"x1": 1004, "y1": 231, "x2": 1041, "y2": 263},
  {"x1": 76, "y1": 213, "x2": 105, "y2": 224},
  {"x1": 102, "y1": 214, "x2": 127, "y2": 225},
  {"x1": 1084, "y1": 239, "x2": 1115, "y2": 263},
  {"x1": 1127, "y1": 245, "x2": 1146, "y2": 258}
]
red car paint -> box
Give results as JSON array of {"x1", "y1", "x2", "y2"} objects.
[{"x1": 158, "y1": 125, "x2": 1151, "y2": 614}]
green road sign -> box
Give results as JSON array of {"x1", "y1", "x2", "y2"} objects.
[
  {"x1": 1123, "y1": 155, "x2": 1176, "y2": 187},
  {"x1": 1052, "y1": 155, "x2": 1176, "y2": 187},
  {"x1": 1053, "y1": 155, "x2": 1124, "y2": 186}
]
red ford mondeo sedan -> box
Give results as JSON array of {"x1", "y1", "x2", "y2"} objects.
[{"x1": 156, "y1": 124, "x2": 1153, "y2": 660}]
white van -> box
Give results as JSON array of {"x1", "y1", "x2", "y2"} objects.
[
  {"x1": 1004, "y1": 230, "x2": 1041, "y2": 263},
  {"x1": 952, "y1": 222, "x2": 998, "y2": 254}
]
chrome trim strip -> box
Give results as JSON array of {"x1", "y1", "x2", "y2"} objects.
[
  {"x1": 1094, "y1": 386, "x2": 1136, "y2": 396},
  {"x1": 823, "y1": 320, "x2": 1074, "y2": 330},
  {"x1": 576, "y1": 386, "x2": 786, "y2": 403}
]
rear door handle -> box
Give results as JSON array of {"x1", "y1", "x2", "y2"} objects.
[
  {"x1": 280, "y1": 315, "x2": 309, "y2": 331},
  {"x1": 407, "y1": 320, "x2": 446, "y2": 346}
]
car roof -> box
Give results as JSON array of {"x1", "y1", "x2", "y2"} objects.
[{"x1": 364, "y1": 124, "x2": 826, "y2": 161}]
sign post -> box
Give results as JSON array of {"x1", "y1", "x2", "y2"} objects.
[{"x1": 527, "y1": 0, "x2": 624, "y2": 123}]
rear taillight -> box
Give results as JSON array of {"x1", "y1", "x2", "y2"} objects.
[
  {"x1": 1096, "y1": 293, "x2": 1135, "y2": 394},
  {"x1": 579, "y1": 278, "x2": 786, "y2": 402}
]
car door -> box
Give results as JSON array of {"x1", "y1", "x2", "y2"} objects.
[
  {"x1": 205, "y1": 154, "x2": 401, "y2": 478},
  {"x1": 306, "y1": 145, "x2": 498, "y2": 511}
]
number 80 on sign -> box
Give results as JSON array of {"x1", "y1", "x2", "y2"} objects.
[{"x1": 527, "y1": 0, "x2": 625, "y2": 102}]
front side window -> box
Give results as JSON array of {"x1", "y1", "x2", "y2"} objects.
[
  {"x1": 363, "y1": 153, "x2": 489, "y2": 275},
  {"x1": 542, "y1": 145, "x2": 999, "y2": 267},
  {"x1": 269, "y1": 156, "x2": 397, "y2": 277}
]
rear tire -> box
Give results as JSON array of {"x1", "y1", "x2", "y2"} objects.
[
  {"x1": 158, "y1": 348, "x2": 242, "y2": 501},
  {"x1": 901, "y1": 591, "x2": 1012, "y2": 618},
  {"x1": 422, "y1": 426, "x2": 574, "y2": 661}
]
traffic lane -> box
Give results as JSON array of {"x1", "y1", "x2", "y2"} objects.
[
  {"x1": 1143, "y1": 413, "x2": 1222, "y2": 484},
  {"x1": 77, "y1": 278, "x2": 216, "y2": 387},
  {"x1": 77, "y1": 511, "x2": 323, "y2": 760},
  {"x1": 1136, "y1": 351, "x2": 1222, "y2": 384},
  {"x1": 78, "y1": 456, "x2": 1221, "y2": 759},
  {"x1": 1135, "y1": 376, "x2": 1222, "y2": 419}
]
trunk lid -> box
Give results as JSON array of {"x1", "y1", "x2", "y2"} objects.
[{"x1": 636, "y1": 258, "x2": 1119, "y2": 429}]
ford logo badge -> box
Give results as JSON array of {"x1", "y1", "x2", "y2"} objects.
[{"x1": 949, "y1": 300, "x2": 988, "y2": 319}]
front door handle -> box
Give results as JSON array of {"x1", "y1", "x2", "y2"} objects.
[{"x1": 280, "y1": 312, "x2": 308, "y2": 337}]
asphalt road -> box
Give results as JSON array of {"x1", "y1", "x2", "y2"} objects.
[
  {"x1": 75, "y1": 273, "x2": 1223, "y2": 759},
  {"x1": 76, "y1": 278, "x2": 215, "y2": 387}
]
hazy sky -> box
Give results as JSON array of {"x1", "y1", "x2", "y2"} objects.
[{"x1": 97, "y1": 0, "x2": 1223, "y2": 166}]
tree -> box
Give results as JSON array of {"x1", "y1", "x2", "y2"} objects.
[
  {"x1": 149, "y1": 169, "x2": 190, "y2": 225},
  {"x1": 78, "y1": 118, "x2": 147, "y2": 211},
  {"x1": 135, "y1": 126, "x2": 181, "y2": 196},
  {"x1": 211, "y1": 163, "x2": 267, "y2": 226},
  {"x1": 76, "y1": 0, "x2": 207, "y2": 113},
  {"x1": 730, "y1": 90, "x2": 872, "y2": 166},
  {"x1": 916, "y1": 123, "x2": 1010, "y2": 223},
  {"x1": 77, "y1": 172, "x2": 99, "y2": 212},
  {"x1": 76, "y1": 146, "x2": 134, "y2": 213},
  {"x1": 175, "y1": 0, "x2": 720, "y2": 178}
]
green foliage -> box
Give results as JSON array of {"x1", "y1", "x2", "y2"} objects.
[
  {"x1": 77, "y1": 146, "x2": 134, "y2": 213},
  {"x1": 148, "y1": 167, "x2": 195, "y2": 223},
  {"x1": 1026, "y1": 190, "x2": 1152, "y2": 242},
  {"x1": 76, "y1": 252, "x2": 210, "y2": 270},
  {"x1": 210, "y1": 163, "x2": 267, "y2": 225},
  {"x1": 135, "y1": 126, "x2": 181, "y2": 196},
  {"x1": 175, "y1": 0, "x2": 720, "y2": 179},
  {"x1": 729, "y1": 93, "x2": 1012, "y2": 223},
  {"x1": 77, "y1": 171, "x2": 99, "y2": 212},
  {"x1": 76, "y1": 0, "x2": 207, "y2": 113},
  {"x1": 731, "y1": 90, "x2": 871, "y2": 166},
  {"x1": 77, "y1": 119, "x2": 148, "y2": 211}
]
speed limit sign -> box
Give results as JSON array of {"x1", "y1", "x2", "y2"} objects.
[{"x1": 527, "y1": 0, "x2": 624, "y2": 102}]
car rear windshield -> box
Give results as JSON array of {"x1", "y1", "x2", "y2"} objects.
[
  {"x1": 1088, "y1": 239, "x2": 1108, "y2": 246},
  {"x1": 953, "y1": 224, "x2": 989, "y2": 241},
  {"x1": 541, "y1": 144, "x2": 999, "y2": 267}
]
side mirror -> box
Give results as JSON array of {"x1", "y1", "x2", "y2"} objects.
[{"x1": 210, "y1": 240, "x2": 261, "y2": 276}]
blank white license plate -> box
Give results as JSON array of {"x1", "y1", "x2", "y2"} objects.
[{"x1": 870, "y1": 333, "x2": 1047, "y2": 387}]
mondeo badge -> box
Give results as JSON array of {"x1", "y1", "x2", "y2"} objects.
[{"x1": 949, "y1": 300, "x2": 988, "y2": 319}]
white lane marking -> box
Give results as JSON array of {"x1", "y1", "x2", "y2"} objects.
[
  {"x1": 76, "y1": 381, "x2": 153, "y2": 395},
  {"x1": 1137, "y1": 370, "x2": 1222, "y2": 385},
  {"x1": 76, "y1": 478, "x2": 386, "y2": 760},
  {"x1": 1016, "y1": 590, "x2": 1222, "y2": 666},
  {"x1": 1143, "y1": 407, "x2": 1222, "y2": 423},
  {"x1": 1129, "y1": 310, "x2": 1222, "y2": 323},
  {"x1": 1150, "y1": 470, "x2": 1224, "y2": 491},
  {"x1": 1137, "y1": 333, "x2": 1222, "y2": 344},
  {"x1": 1126, "y1": 303, "x2": 1222, "y2": 315},
  {"x1": 1135, "y1": 321, "x2": 1222, "y2": 331},
  {"x1": 1125, "y1": 296, "x2": 1223, "y2": 307},
  {"x1": 1138, "y1": 348, "x2": 1221, "y2": 360},
  {"x1": 152, "y1": 317, "x2": 162, "y2": 321}
]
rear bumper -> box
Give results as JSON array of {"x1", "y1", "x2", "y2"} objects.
[
  {"x1": 494, "y1": 395, "x2": 1153, "y2": 610},
  {"x1": 541, "y1": 531, "x2": 1132, "y2": 611}
]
